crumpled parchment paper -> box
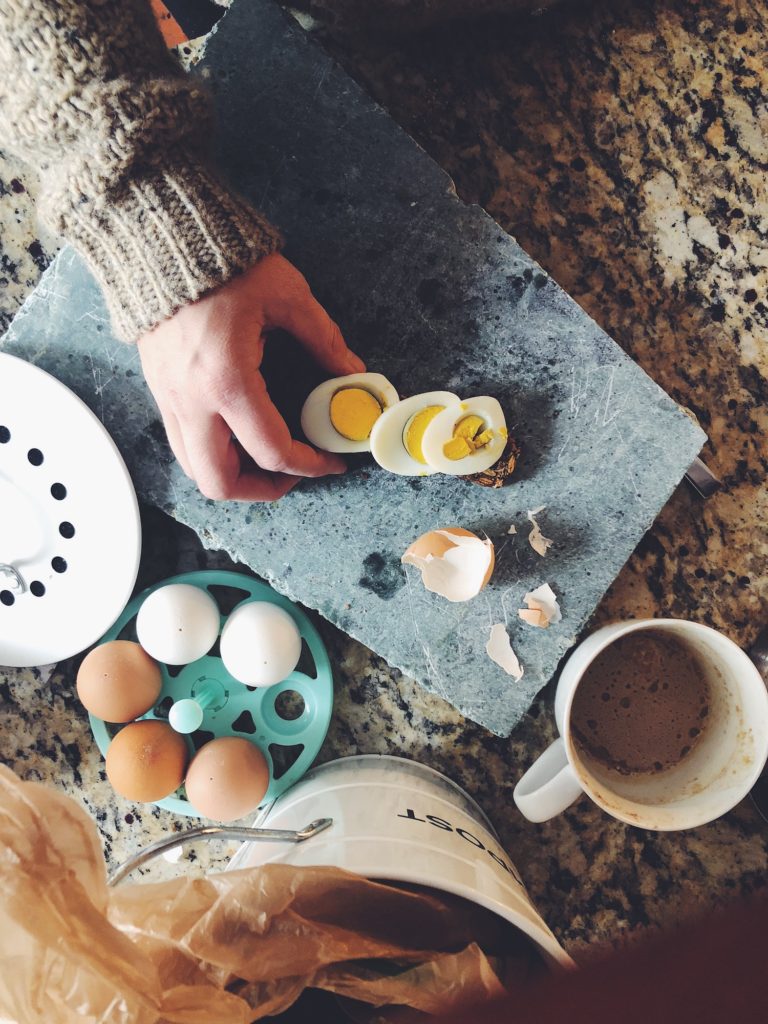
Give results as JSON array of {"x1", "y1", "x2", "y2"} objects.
[{"x1": 0, "y1": 766, "x2": 541, "y2": 1023}]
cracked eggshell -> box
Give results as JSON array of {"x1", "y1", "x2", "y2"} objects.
[
  {"x1": 300, "y1": 372, "x2": 399, "y2": 453},
  {"x1": 486, "y1": 623, "x2": 524, "y2": 680},
  {"x1": 369, "y1": 391, "x2": 460, "y2": 475},
  {"x1": 402, "y1": 527, "x2": 495, "y2": 602},
  {"x1": 527, "y1": 507, "x2": 554, "y2": 557},
  {"x1": 421, "y1": 396, "x2": 507, "y2": 476},
  {"x1": 518, "y1": 583, "x2": 562, "y2": 628}
]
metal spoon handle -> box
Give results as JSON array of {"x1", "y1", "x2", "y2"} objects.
[{"x1": 107, "y1": 817, "x2": 333, "y2": 887}]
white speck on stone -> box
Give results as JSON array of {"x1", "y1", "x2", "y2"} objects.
[
  {"x1": 286, "y1": 8, "x2": 321, "y2": 31},
  {"x1": 687, "y1": 214, "x2": 720, "y2": 253},
  {"x1": 722, "y1": 92, "x2": 768, "y2": 164},
  {"x1": 641, "y1": 170, "x2": 694, "y2": 286},
  {"x1": 162, "y1": 844, "x2": 184, "y2": 864}
]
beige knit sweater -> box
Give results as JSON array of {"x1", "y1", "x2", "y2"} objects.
[{"x1": 0, "y1": 0, "x2": 281, "y2": 342}]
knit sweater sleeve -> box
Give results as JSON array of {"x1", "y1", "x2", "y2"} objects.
[{"x1": 0, "y1": 0, "x2": 282, "y2": 342}]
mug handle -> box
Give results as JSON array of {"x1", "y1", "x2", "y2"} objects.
[{"x1": 514, "y1": 738, "x2": 584, "y2": 823}]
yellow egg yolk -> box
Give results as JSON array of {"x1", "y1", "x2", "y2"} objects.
[
  {"x1": 443, "y1": 414, "x2": 494, "y2": 461},
  {"x1": 329, "y1": 387, "x2": 383, "y2": 441},
  {"x1": 404, "y1": 405, "x2": 445, "y2": 463}
]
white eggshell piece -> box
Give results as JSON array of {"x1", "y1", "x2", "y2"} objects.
[
  {"x1": 369, "y1": 392, "x2": 460, "y2": 475},
  {"x1": 402, "y1": 530, "x2": 493, "y2": 602},
  {"x1": 485, "y1": 623, "x2": 524, "y2": 680},
  {"x1": 300, "y1": 373, "x2": 399, "y2": 453},
  {"x1": 527, "y1": 508, "x2": 554, "y2": 557},
  {"x1": 136, "y1": 584, "x2": 220, "y2": 665},
  {"x1": 420, "y1": 396, "x2": 507, "y2": 476},
  {"x1": 220, "y1": 601, "x2": 302, "y2": 687},
  {"x1": 518, "y1": 583, "x2": 562, "y2": 628}
]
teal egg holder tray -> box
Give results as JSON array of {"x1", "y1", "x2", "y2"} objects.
[{"x1": 89, "y1": 570, "x2": 334, "y2": 817}]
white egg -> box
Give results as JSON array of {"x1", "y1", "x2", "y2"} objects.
[
  {"x1": 220, "y1": 601, "x2": 302, "y2": 687},
  {"x1": 421, "y1": 397, "x2": 508, "y2": 476},
  {"x1": 300, "y1": 372, "x2": 399, "y2": 453},
  {"x1": 369, "y1": 391, "x2": 460, "y2": 475},
  {"x1": 136, "y1": 584, "x2": 220, "y2": 665}
]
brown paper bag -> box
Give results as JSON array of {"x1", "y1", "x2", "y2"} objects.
[{"x1": 0, "y1": 766, "x2": 537, "y2": 1023}]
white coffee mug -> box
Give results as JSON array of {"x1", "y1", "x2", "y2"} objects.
[{"x1": 514, "y1": 619, "x2": 768, "y2": 830}]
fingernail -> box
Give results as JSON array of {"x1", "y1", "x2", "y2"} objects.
[{"x1": 346, "y1": 352, "x2": 366, "y2": 373}]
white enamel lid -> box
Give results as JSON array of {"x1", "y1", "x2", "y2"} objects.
[{"x1": 0, "y1": 353, "x2": 141, "y2": 667}]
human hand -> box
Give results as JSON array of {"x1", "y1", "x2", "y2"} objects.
[{"x1": 137, "y1": 253, "x2": 365, "y2": 501}]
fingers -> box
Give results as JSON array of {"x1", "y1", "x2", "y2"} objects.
[
  {"x1": 224, "y1": 373, "x2": 347, "y2": 478},
  {"x1": 181, "y1": 411, "x2": 300, "y2": 502},
  {"x1": 279, "y1": 292, "x2": 366, "y2": 377},
  {"x1": 159, "y1": 409, "x2": 193, "y2": 479}
]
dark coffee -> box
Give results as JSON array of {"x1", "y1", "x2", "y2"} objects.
[{"x1": 570, "y1": 630, "x2": 711, "y2": 775}]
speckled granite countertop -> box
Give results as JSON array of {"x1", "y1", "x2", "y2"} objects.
[{"x1": 0, "y1": 0, "x2": 766, "y2": 961}]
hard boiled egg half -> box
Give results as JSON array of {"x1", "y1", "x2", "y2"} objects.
[
  {"x1": 371, "y1": 393, "x2": 507, "y2": 477},
  {"x1": 301, "y1": 373, "x2": 399, "y2": 453},
  {"x1": 370, "y1": 391, "x2": 460, "y2": 475},
  {"x1": 420, "y1": 397, "x2": 508, "y2": 476}
]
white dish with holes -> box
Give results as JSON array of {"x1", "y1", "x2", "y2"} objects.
[{"x1": 0, "y1": 353, "x2": 141, "y2": 667}]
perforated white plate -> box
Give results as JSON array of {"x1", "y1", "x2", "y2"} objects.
[{"x1": 0, "y1": 353, "x2": 141, "y2": 667}]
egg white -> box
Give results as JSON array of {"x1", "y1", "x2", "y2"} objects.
[
  {"x1": 369, "y1": 391, "x2": 460, "y2": 475},
  {"x1": 300, "y1": 372, "x2": 399, "y2": 453},
  {"x1": 421, "y1": 396, "x2": 507, "y2": 475}
]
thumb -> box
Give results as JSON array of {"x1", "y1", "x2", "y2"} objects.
[{"x1": 280, "y1": 292, "x2": 366, "y2": 376}]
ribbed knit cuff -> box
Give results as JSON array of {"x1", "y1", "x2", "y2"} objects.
[{"x1": 60, "y1": 158, "x2": 282, "y2": 342}]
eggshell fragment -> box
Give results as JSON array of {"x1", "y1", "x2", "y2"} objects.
[
  {"x1": 527, "y1": 507, "x2": 553, "y2": 557},
  {"x1": 467, "y1": 435, "x2": 521, "y2": 488},
  {"x1": 518, "y1": 608, "x2": 548, "y2": 628},
  {"x1": 402, "y1": 527, "x2": 494, "y2": 602},
  {"x1": 485, "y1": 624, "x2": 524, "y2": 680},
  {"x1": 76, "y1": 640, "x2": 162, "y2": 723},
  {"x1": 185, "y1": 737, "x2": 270, "y2": 822},
  {"x1": 518, "y1": 583, "x2": 562, "y2": 629}
]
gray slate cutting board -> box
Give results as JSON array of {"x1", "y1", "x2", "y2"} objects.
[{"x1": 1, "y1": 0, "x2": 705, "y2": 735}]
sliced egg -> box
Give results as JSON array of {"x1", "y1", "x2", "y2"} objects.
[
  {"x1": 300, "y1": 373, "x2": 399, "y2": 453},
  {"x1": 369, "y1": 391, "x2": 460, "y2": 475},
  {"x1": 421, "y1": 396, "x2": 507, "y2": 476}
]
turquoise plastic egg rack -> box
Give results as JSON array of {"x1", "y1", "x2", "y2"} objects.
[{"x1": 89, "y1": 570, "x2": 334, "y2": 817}]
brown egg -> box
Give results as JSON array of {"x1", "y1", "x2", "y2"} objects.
[
  {"x1": 106, "y1": 720, "x2": 188, "y2": 802},
  {"x1": 77, "y1": 640, "x2": 162, "y2": 723},
  {"x1": 185, "y1": 737, "x2": 270, "y2": 822}
]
